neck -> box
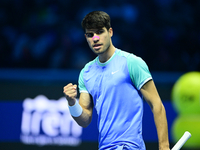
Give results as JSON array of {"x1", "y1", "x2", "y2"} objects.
[{"x1": 99, "y1": 44, "x2": 116, "y2": 63}]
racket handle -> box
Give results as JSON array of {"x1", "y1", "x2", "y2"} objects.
[{"x1": 171, "y1": 131, "x2": 191, "y2": 150}]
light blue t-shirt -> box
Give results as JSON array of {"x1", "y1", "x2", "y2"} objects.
[{"x1": 78, "y1": 49, "x2": 152, "y2": 150}]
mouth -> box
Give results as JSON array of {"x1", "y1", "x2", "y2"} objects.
[{"x1": 93, "y1": 44, "x2": 102, "y2": 50}]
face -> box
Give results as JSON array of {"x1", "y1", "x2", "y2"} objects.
[{"x1": 85, "y1": 27, "x2": 113, "y2": 55}]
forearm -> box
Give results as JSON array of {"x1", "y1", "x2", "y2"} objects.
[
  {"x1": 153, "y1": 103, "x2": 170, "y2": 150},
  {"x1": 68, "y1": 100, "x2": 92, "y2": 128},
  {"x1": 64, "y1": 84, "x2": 93, "y2": 128},
  {"x1": 73, "y1": 108, "x2": 92, "y2": 128}
]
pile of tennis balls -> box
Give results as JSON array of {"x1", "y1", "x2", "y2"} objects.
[{"x1": 171, "y1": 72, "x2": 200, "y2": 148}]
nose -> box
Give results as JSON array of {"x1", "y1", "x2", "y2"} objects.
[{"x1": 92, "y1": 35, "x2": 100, "y2": 41}]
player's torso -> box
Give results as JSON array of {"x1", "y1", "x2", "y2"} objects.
[
  {"x1": 83, "y1": 53, "x2": 132, "y2": 107},
  {"x1": 82, "y1": 50, "x2": 145, "y2": 149}
]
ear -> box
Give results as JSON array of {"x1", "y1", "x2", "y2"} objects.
[
  {"x1": 109, "y1": 28, "x2": 113, "y2": 37},
  {"x1": 84, "y1": 34, "x2": 88, "y2": 41}
]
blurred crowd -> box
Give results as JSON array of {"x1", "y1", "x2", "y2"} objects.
[{"x1": 0, "y1": 0, "x2": 200, "y2": 71}]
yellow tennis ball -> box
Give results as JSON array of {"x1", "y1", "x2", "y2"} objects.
[
  {"x1": 172, "y1": 115, "x2": 200, "y2": 148},
  {"x1": 171, "y1": 72, "x2": 200, "y2": 115}
]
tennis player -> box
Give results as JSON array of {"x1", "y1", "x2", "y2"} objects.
[{"x1": 63, "y1": 11, "x2": 170, "y2": 150}]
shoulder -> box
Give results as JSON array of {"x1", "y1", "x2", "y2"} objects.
[
  {"x1": 115, "y1": 49, "x2": 132, "y2": 58},
  {"x1": 116, "y1": 49, "x2": 143, "y2": 63},
  {"x1": 78, "y1": 58, "x2": 98, "y2": 93},
  {"x1": 81, "y1": 57, "x2": 98, "y2": 73}
]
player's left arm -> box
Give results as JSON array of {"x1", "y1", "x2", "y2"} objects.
[{"x1": 140, "y1": 79, "x2": 170, "y2": 150}]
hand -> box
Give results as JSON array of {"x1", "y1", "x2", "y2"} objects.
[
  {"x1": 159, "y1": 144, "x2": 170, "y2": 150},
  {"x1": 159, "y1": 148, "x2": 170, "y2": 150},
  {"x1": 63, "y1": 83, "x2": 77, "y2": 106}
]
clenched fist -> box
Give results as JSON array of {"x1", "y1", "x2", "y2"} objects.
[{"x1": 63, "y1": 83, "x2": 77, "y2": 106}]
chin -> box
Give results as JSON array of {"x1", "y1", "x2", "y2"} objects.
[
  {"x1": 93, "y1": 49, "x2": 102, "y2": 54},
  {"x1": 95, "y1": 51, "x2": 105, "y2": 55},
  {"x1": 94, "y1": 48, "x2": 108, "y2": 55}
]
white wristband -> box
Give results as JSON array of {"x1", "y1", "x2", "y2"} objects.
[{"x1": 68, "y1": 100, "x2": 83, "y2": 117}]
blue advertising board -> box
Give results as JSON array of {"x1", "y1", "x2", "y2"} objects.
[
  {"x1": 0, "y1": 69, "x2": 181, "y2": 149},
  {"x1": 0, "y1": 96, "x2": 177, "y2": 146}
]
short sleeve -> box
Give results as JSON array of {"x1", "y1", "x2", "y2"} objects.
[
  {"x1": 127, "y1": 54, "x2": 152, "y2": 90},
  {"x1": 78, "y1": 68, "x2": 89, "y2": 93}
]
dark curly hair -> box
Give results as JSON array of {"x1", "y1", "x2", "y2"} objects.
[{"x1": 81, "y1": 11, "x2": 111, "y2": 32}]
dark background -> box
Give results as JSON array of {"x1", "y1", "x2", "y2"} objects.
[{"x1": 0, "y1": 0, "x2": 200, "y2": 71}]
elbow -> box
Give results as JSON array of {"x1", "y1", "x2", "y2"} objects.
[
  {"x1": 150, "y1": 101, "x2": 164, "y2": 113},
  {"x1": 78, "y1": 121, "x2": 91, "y2": 128},
  {"x1": 76, "y1": 116, "x2": 92, "y2": 128},
  {"x1": 81, "y1": 124, "x2": 89, "y2": 128}
]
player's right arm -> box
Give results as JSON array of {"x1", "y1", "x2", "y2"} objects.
[
  {"x1": 63, "y1": 83, "x2": 93, "y2": 128},
  {"x1": 77, "y1": 92, "x2": 94, "y2": 127}
]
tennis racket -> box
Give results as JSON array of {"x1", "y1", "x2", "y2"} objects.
[{"x1": 171, "y1": 131, "x2": 191, "y2": 150}]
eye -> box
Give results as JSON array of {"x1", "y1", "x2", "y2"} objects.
[
  {"x1": 85, "y1": 33, "x2": 94, "y2": 38},
  {"x1": 96, "y1": 30, "x2": 104, "y2": 35}
]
